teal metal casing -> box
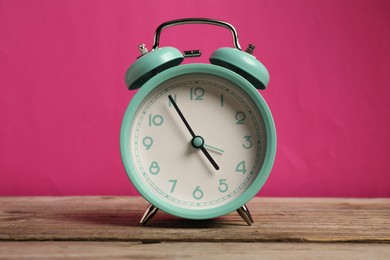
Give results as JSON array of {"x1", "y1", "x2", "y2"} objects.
[
  {"x1": 120, "y1": 63, "x2": 276, "y2": 220},
  {"x1": 210, "y1": 47, "x2": 270, "y2": 89},
  {"x1": 125, "y1": 47, "x2": 184, "y2": 90}
]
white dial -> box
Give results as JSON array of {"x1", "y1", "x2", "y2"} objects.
[{"x1": 128, "y1": 73, "x2": 267, "y2": 210}]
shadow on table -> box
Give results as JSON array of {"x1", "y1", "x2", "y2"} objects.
[{"x1": 57, "y1": 210, "x2": 243, "y2": 228}]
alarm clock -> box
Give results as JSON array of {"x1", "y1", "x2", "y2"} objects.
[{"x1": 120, "y1": 18, "x2": 276, "y2": 225}]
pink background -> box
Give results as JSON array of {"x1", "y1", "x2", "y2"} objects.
[{"x1": 1, "y1": 0, "x2": 390, "y2": 197}]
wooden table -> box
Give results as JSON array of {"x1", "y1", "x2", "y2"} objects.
[{"x1": 0, "y1": 197, "x2": 389, "y2": 259}]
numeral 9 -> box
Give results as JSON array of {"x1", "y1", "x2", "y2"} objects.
[{"x1": 142, "y1": 136, "x2": 153, "y2": 150}]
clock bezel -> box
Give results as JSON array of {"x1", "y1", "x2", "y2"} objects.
[{"x1": 120, "y1": 63, "x2": 276, "y2": 220}]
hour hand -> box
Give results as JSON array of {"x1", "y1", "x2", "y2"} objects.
[{"x1": 204, "y1": 144, "x2": 224, "y2": 154}]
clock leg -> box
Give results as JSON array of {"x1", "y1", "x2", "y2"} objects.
[
  {"x1": 236, "y1": 204, "x2": 254, "y2": 226},
  {"x1": 140, "y1": 204, "x2": 159, "y2": 225}
]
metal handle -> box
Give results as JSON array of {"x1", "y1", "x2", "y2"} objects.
[{"x1": 152, "y1": 18, "x2": 242, "y2": 50}]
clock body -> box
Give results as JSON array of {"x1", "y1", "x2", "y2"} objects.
[{"x1": 120, "y1": 63, "x2": 276, "y2": 220}]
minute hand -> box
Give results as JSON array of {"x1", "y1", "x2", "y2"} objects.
[{"x1": 168, "y1": 95, "x2": 219, "y2": 170}]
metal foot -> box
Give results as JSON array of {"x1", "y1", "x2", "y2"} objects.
[
  {"x1": 140, "y1": 204, "x2": 159, "y2": 225},
  {"x1": 237, "y1": 204, "x2": 254, "y2": 226}
]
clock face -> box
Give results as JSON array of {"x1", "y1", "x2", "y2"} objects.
[{"x1": 121, "y1": 64, "x2": 276, "y2": 219}]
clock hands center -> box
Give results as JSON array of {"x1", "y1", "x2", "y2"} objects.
[{"x1": 168, "y1": 94, "x2": 220, "y2": 171}]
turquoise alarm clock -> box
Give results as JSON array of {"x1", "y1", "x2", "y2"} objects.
[{"x1": 120, "y1": 18, "x2": 276, "y2": 225}]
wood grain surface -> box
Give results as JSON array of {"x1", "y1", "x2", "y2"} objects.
[
  {"x1": 1, "y1": 242, "x2": 390, "y2": 260},
  {"x1": 0, "y1": 197, "x2": 389, "y2": 259}
]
